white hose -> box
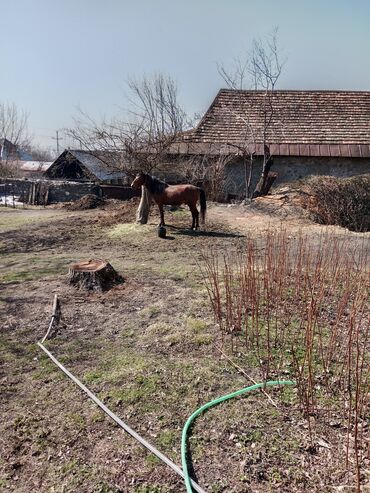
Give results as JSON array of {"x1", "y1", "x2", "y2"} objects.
[{"x1": 37, "y1": 342, "x2": 206, "y2": 493}]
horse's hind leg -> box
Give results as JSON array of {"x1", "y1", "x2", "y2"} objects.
[
  {"x1": 195, "y1": 208, "x2": 199, "y2": 229},
  {"x1": 189, "y1": 205, "x2": 199, "y2": 230}
]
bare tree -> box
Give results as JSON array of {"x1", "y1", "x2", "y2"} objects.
[
  {"x1": 67, "y1": 73, "x2": 187, "y2": 173},
  {"x1": 0, "y1": 102, "x2": 31, "y2": 177},
  {"x1": 218, "y1": 28, "x2": 285, "y2": 199},
  {"x1": 217, "y1": 56, "x2": 250, "y2": 91},
  {"x1": 24, "y1": 144, "x2": 54, "y2": 162},
  {"x1": 250, "y1": 29, "x2": 283, "y2": 197},
  {"x1": 67, "y1": 73, "x2": 189, "y2": 222},
  {"x1": 0, "y1": 103, "x2": 30, "y2": 148}
]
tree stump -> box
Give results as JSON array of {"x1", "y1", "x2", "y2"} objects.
[{"x1": 68, "y1": 259, "x2": 123, "y2": 292}]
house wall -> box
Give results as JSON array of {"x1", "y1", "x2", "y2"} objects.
[
  {"x1": 20, "y1": 170, "x2": 49, "y2": 179},
  {"x1": 225, "y1": 156, "x2": 370, "y2": 198}
]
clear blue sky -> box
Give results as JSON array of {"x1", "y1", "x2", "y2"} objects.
[{"x1": 1, "y1": 0, "x2": 369, "y2": 151}]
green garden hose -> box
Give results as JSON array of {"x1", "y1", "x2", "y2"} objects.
[{"x1": 181, "y1": 380, "x2": 295, "y2": 492}]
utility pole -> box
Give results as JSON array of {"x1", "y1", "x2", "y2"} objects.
[{"x1": 52, "y1": 130, "x2": 63, "y2": 155}]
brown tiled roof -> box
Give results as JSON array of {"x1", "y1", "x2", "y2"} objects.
[{"x1": 172, "y1": 90, "x2": 370, "y2": 157}]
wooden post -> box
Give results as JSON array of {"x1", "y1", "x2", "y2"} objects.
[
  {"x1": 136, "y1": 186, "x2": 152, "y2": 224},
  {"x1": 41, "y1": 294, "x2": 61, "y2": 343}
]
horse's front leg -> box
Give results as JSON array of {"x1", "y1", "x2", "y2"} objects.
[
  {"x1": 158, "y1": 203, "x2": 165, "y2": 227},
  {"x1": 191, "y1": 211, "x2": 196, "y2": 230}
]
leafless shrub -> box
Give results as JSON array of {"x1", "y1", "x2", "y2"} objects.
[
  {"x1": 0, "y1": 160, "x2": 21, "y2": 178},
  {"x1": 202, "y1": 230, "x2": 369, "y2": 489},
  {"x1": 301, "y1": 175, "x2": 370, "y2": 232},
  {"x1": 180, "y1": 154, "x2": 233, "y2": 201}
]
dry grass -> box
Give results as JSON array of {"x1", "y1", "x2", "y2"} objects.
[
  {"x1": 202, "y1": 229, "x2": 369, "y2": 491},
  {"x1": 1, "y1": 202, "x2": 369, "y2": 492}
]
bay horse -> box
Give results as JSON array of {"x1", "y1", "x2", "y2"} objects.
[{"x1": 131, "y1": 172, "x2": 206, "y2": 230}]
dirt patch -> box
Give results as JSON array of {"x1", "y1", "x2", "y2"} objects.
[
  {"x1": 97, "y1": 197, "x2": 141, "y2": 226},
  {"x1": 66, "y1": 194, "x2": 105, "y2": 211}
]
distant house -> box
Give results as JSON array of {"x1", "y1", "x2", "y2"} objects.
[
  {"x1": 0, "y1": 138, "x2": 51, "y2": 178},
  {"x1": 17, "y1": 161, "x2": 52, "y2": 178},
  {"x1": 0, "y1": 138, "x2": 18, "y2": 161},
  {"x1": 0, "y1": 138, "x2": 33, "y2": 161},
  {"x1": 44, "y1": 149, "x2": 127, "y2": 185},
  {"x1": 170, "y1": 90, "x2": 370, "y2": 198}
]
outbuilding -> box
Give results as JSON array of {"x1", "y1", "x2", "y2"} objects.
[{"x1": 45, "y1": 149, "x2": 127, "y2": 185}]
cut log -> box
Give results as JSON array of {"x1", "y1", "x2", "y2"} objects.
[{"x1": 68, "y1": 259, "x2": 123, "y2": 292}]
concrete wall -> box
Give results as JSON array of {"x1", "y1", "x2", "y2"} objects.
[
  {"x1": 225, "y1": 156, "x2": 370, "y2": 198},
  {"x1": 0, "y1": 178, "x2": 101, "y2": 204},
  {"x1": 0, "y1": 178, "x2": 145, "y2": 204},
  {"x1": 0, "y1": 178, "x2": 32, "y2": 198}
]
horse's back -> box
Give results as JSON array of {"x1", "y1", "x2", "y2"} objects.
[{"x1": 162, "y1": 184, "x2": 199, "y2": 206}]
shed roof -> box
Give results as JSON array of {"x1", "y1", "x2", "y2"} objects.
[
  {"x1": 46, "y1": 150, "x2": 125, "y2": 181},
  {"x1": 172, "y1": 90, "x2": 370, "y2": 157},
  {"x1": 70, "y1": 150, "x2": 124, "y2": 181}
]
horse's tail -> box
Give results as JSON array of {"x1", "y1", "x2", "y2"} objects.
[{"x1": 199, "y1": 188, "x2": 207, "y2": 225}]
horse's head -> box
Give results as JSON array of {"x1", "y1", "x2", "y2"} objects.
[{"x1": 131, "y1": 172, "x2": 146, "y2": 189}]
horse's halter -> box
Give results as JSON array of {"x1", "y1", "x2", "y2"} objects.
[{"x1": 131, "y1": 173, "x2": 146, "y2": 189}]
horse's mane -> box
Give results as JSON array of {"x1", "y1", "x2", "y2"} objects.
[{"x1": 144, "y1": 174, "x2": 169, "y2": 195}]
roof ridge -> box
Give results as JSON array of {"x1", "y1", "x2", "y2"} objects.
[
  {"x1": 218, "y1": 88, "x2": 370, "y2": 94},
  {"x1": 184, "y1": 89, "x2": 370, "y2": 156}
]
